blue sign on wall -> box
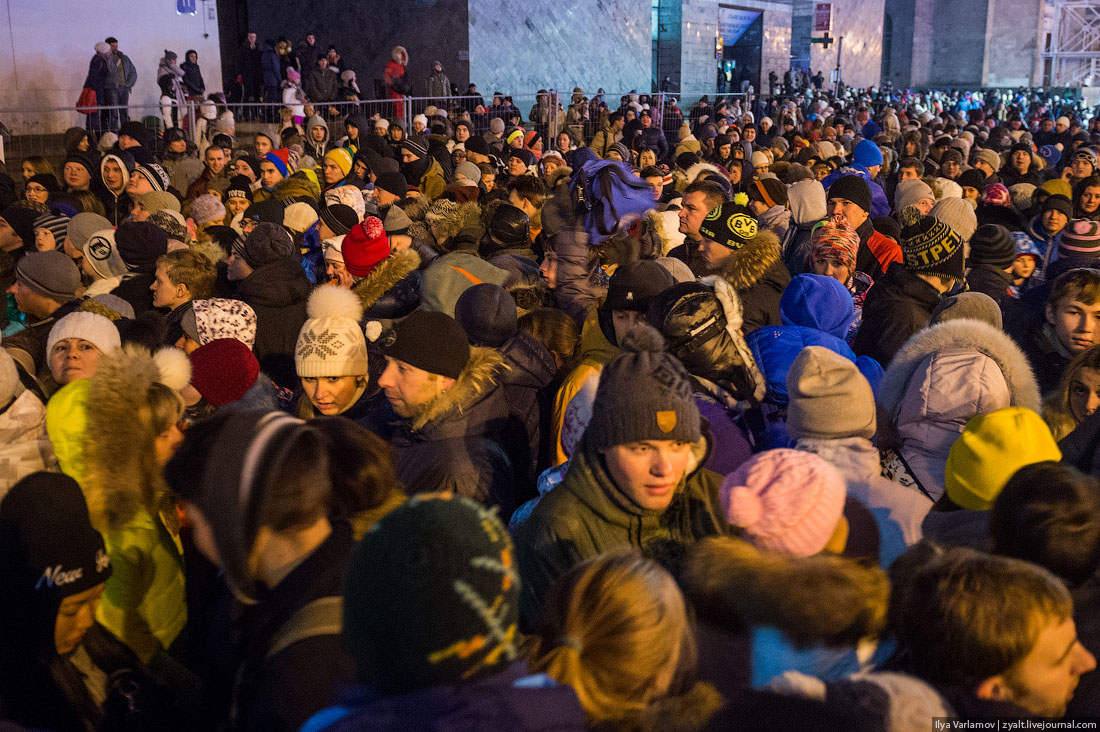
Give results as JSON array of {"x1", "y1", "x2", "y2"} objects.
[
  {"x1": 718, "y1": 8, "x2": 761, "y2": 45},
  {"x1": 177, "y1": 0, "x2": 196, "y2": 15}
]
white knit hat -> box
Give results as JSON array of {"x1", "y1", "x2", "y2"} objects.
[
  {"x1": 190, "y1": 193, "x2": 226, "y2": 227},
  {"x1": 295, "y1": 285, "x2": 368, "y2": 377},
  {"x1": 47, "y1": 312, "x2": 121, "y2": 356},
  {"x1": 283, "y1": 201, "x2": 319, "y2": 234},
  {"x1": 322, "y1": 235, "x2": 345, "y2": 264}
]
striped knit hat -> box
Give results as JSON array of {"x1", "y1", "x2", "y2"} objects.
[
  {"x1": 33, "y1": 213, "x2": 70, "y2": 246},
  {"x1": 809, "y1": 222, "x2": 860, "y2": 270},
  {"x1": 721, "y1": 448, "x2": 847, "y2": 557},
  {"x1": 1058, "y1": 219, "x2": 1100, "y2": 260},
  {"x1": 900, "y1": 213, "x2": 965, "y2": 281}
]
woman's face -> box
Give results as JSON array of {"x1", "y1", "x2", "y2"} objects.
[
  {"x1": 187, "y1": 52, "x2": 198, "y2": 64},
  {"x1": 1069, "y1": 366, "x2": 1100, "y2": 423},
  {"x1": 48, "y1": 339, "x2": 102, "y2": 385},
  {"x1": 390, "y1": 127, "x2": 403, "y2": 142},
  {"x1": 639, "y1": 150, "x2": 657, "y2": 168},
  {"x1": 226, "y1": 196, "x2": 251, "y2": 217},
  {"x1": 24, "y1": 181, "x2": 49, "y2": 205},
  {"x1": 301, "y1": 375, "x2": 362, "y2": 415},
  {"x1": 557, "y1": 133, "x2": 571, "y2": 151},
  {"x1": 21, "y1": 161, "x2": 34, "y2": 182},
  {"x1": 812, "y1": 253, "x2": 852, "y2": 285},
  {"x1": 154, "y1": 418, "x2": 185, "y2": 466}
]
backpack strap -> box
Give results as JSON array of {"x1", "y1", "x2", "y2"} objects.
[
  {"x1": 266, "y1": 596, "x2": 343, "y2": 659},
  {"x1": 449, "y1": 266, "x2": 484, "y2": 285}
]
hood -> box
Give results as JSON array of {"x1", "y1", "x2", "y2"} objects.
[
  {"x1": 544, "y1": 165, "x2": 573, "y2": 190},
  {"x1": 499, "y1": 331, "x2": 556, "y2": 390},
  {"x1": 238, "y1": 257, "x2": 312, "y2": 307},
  {"x1": 304, "y1": 114, "x2": 329, "y2": 145},
  {"x1": 793, "y1": 436, "x2": 881, "y2": 484},
  {"x1": 343, "y1": 115, "x2": 369, "y2": 140},
  {"x1": 649, "y1": 208, "x2": 686, "y2": 254},
  {"x1": 712, "y1": 228, "x2": 782, "y2": 290},
  {"x1": 406, "y1": 346, "x2": 506, "y2": 433},
  {"x1": 685, "y1": 161, "x2": 727, "y2": 185},
  {"x1": 351, "y1": 248, "x2": 420, "y2": 311},
  {"x1": 779, "y1": 274, "x2": 854, "y2": 338},
  {"x1": 100, "y1": 151, "x2": 132, "y2": 193},
  {"x1": 429, "y1": 202, "x2": 482, "y2": 251},
  {"x1": 788, "y1": 179, "x2": 827, "y2": 225}
]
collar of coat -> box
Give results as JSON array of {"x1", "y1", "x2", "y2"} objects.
[
  {"x1": 711, "y1": 227, "x2": 782, "y2": 290},
  {"x1": 351, "y1": 248, "x2": 419, "y2": 311},
  {"x1": 404, "y1": 345, "x2": 507, "y2": 433}
]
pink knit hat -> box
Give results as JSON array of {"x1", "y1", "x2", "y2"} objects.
[{"x1": 720, "y1": 449, "x2": 847, "y2": 557}]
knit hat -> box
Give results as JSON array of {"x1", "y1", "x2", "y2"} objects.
[
  {"x1": 15, "y1": 251, "x2": 81, "y2": 302},
  {"x1": 974, "y1": 148, "x2": 1000, "y2": 171},
  {"x1": 295, "y1": 286, "x2": 368, "y2": 378},
  {"x1": 66, "y1": 212, "x2": 112, "y2": 250},
  {"x1": 464, "y1": 135, "x2": 489, "y2": 156},
  {"x1": 900, "y1": 214, "x2": 965, "y2": 281},
  {"x1": 133, "y1": 162, "x2": 170, "y2": 192},
  {"x1": 265, "y1": 149, "x2": 290, "y2": 178},
  {"x1": 47, "y1": 312, "x2": 120, "y2": 356},
  {"x1": 225, "y1": 176, "x2": 253, "y2": 206},
  {"x1": 241, "y1": 222, "x2": 295, "y2": 267},
  {"x1": 489, "y1": 117, "x2": 505, "y2": 135},
  {"x1": 324, "y1": 148, "x2": 353, "y2": 177},
  {"x1": 188, "y1": 298, "x2": 257, "y2": 348},
  {"x1": 1042, "y1": 193, "x2": 1074, "y2": 220},
  {"x1": 81, "y1": 229, "x2": 126, "y2": 279},
  {"x1": 749, "y1": 178, "x2": 788, "y2": 208},
  {"x1": 944, "y1": 407, "x2": 1062, "y2": 511},
  {"x1": 584, "y1": 325, "x2": 700, "y2": 451},
  {"x1": 969, "y1": 224, "x2": 1015, "y2": 269},
  {"x1": 1038, "y1": 145, "x2": 1062, "y2": 169},
  {"x1": 751, "y1": 151, "x2": 770, "y2": 168},
  {"x1": 607, "y1": 142, "x2": 632, "y2": 162},
  {"x1": 930, "y1": 197, "x2": 978, "y2": 243},
  {"x1": 721, "y1": 448, "x2": 847, "y2": 557},
  {"x1": 1075, "y1": 148, "x2": 1100, "y2": 169},
  {"x1": 343, "y1": 493, "x2": 518, "y2": 692},
  {"x1": 383, "y1": 310, "x2": 470, "y2": 379},
  {"x1": 1057, "y1": 219, "x2": 1100, "y2": 260},
  {"x1": 190, "y1": 193, "x2": 226, "y2": 227},
  {"x1": 139, "y1": 190, "x2": 181, "y2": 215},
  {"x1": 853, "y1": 139, "x2": 883, "y2": 168},
  {"x1": 895, "y1": 179, "x2": 935, "y2": 213},
  {"x1": 188, "y1": 338, "x2": 260, "y2": 406},
  {"x1": 341, "y1": 217, "x2": 389, "y2": 278},
  {"x1": 509, "y1": 147, "x2": 536, "y2": 167},
  {"x1": 63, "y1": 152, "x2": 97, "y2": 182},
  {"x1": 0, "y1": 206, "x2": 37, "y2": 248},
  {"x1": 400, "y1": 138, "x2": 428, "y2": 159},
  {"x1": 827, "y1": 175, "x2": 872, "y2": 213},
  {"x1": 980, "y1": 183, "x2": 1011, "y2": 207},
  {"x1": 957, "y1": 169, "x2": 986, "y2": 192},
  {"x1": 929, "y1": 292, "x2": 1003, "y2": 329},
  {"x1": 282, "y1": 201, "x2": 319, "y2": 233},
  {"x1": 33, "y1": 213, "x2": 70, "y2": 245},
  {"x1": 454, "y1": 161, "x2": 482, "y2": 184},
  {"x1": 374, "y1": 171, "x2": 408, "y2": 199},
  {"x1": 454, "y1": 283, "x2": 518, "y2": 348},
  {"x1": 698, "y1": 201, "x2": 759, "y2": 250},
  {"x1": 319, "y1": 203, "x2": 359, "y2": 237},
  {"x1": 0, "y1": 472, "x2": 111, "y2": 631},
  {"x1": 786, "y1": 346, "x2": 876, "y2": 441},
  {"x1": 383, "y1": 205, "x2": 412, "y2": 235},
  {"x1": 114, "y1": 220, "x2": 168, "y2": 272},
  {"x1": 809, "y1": 223, "x2": 861, "y2": 271}
]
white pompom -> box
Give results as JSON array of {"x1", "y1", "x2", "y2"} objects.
[
  {"x1": 153, "y1": 347, "x2": 192, "y2": 391},
  {"x1": 307, "y1": 284, "x2": 364, "y2": 321},
  {"x1": 364, "y1": 320, "x2": 383, "y2": 343}
]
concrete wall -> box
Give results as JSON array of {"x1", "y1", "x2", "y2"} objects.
[
  {"x1": 244, "y1": 0, "x2": 469, "y2": 100},
  {"x1": 761, "y1": 5, "x2": 794, "y2": 92},
  {"x1": 808, "y1": 0, "x2": 885, "y2": 89},
  {"x1": 929, "y1": 0, "x2": 989, "y2": 86},
  {"x1": 986, "y1": 0, "x2": 1042, "y2": 87},
  {"x1": 468, "y1": 0, "x2": 651, "y2": 98},
  {"x1": 679, "y1": 0, "x2": 722, "y2": 104},
  {"x1": 0, "y1": 0, "x2": 223, "y2": 134}
]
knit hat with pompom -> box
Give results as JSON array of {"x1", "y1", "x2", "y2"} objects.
[{"x1": 294, "y1": 285, "x2": 368, "y2": 378}]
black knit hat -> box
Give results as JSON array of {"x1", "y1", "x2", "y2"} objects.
[
  {"x1": 464, "y1": 135, "x2": 490, "y2": 156},
  {"x1": 1043, "y1": 194, "x2": 1073, "y2": 219},
  {"x1": 698, "y1": 201, "x2": 760, "y2": 251},
  {"x1": 0, "y1": 472, "x2": 111, "y2": 647},
  {"x1": 400, "y1": 138, "x2": 428, "y2": 158},
  {"x1": 508, "y1": 148, "x2": 536, "y2": 166},
  {"x1": 375, "y1": 171, "x2": 409, "y2": 199},
  {"x1": 0, "y1": 205, "x2": 38, "y2": 248},
  {"x1": 454, "y1": 283, "x2": 518, "y2": 348},
  {"x1": 134, "y1": 162, "x2": 171, "y2": 192},
  {"x1": 584, "y1": 325, "x2": 701, "y2": 451},
  {"x1": 240, "y1": 222, "x2": 295, "y2": 268},
  {"x1": 243, "y1": 198, "x2": 286, "y2": 224},
  {"x1": 226, "y1": 175, "x2": 253, "y2": 202},
  {"x1": 900, "y1": 214, "x2": 965, "y2": 280},
  {"x1": 118, "y1": 120, "x2": 151, "y2": 148},
  {"x1": 319, "y1": 203, "x2": 359, "y2": 236},
  {"x1": 602, "y1": 260, "x2": 677, "y2": 313},
  {"x1": 383, "y1": 310, "x2": 470, "y2": 379},
  {"x1": 749, "y1": 178, "x2": 788, "y2": 208},
  {"x1": 827, "y1": 174, "x2": 872, "y2": 213},
  {"x1": 343, "y1": 493, "x2": 519, "y2": 692},
  {"x1": 114, "y1": 220, "x2": 168, "y2": 273},
  {"x1": 957, "y1": 169, "x2": 985, "y2": 191},
  {"x1": 969, "y1": 224, "x2": 1015, "y2": 269},
  {"x1": 63, "y1": 152, "x2": 97, "y2": 182}
]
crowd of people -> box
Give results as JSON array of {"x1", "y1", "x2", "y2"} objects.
[{"x1": 4, "y1": 73, "x2": 1100, "y2": 731}]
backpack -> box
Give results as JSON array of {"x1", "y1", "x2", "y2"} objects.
[{"x1": 569, "y1": 159, "x2": 655, "y2": 243}]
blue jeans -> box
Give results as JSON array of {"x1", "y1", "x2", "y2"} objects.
[{"x1": 102, "y1": 87, "x2": 130, "y2": 131}]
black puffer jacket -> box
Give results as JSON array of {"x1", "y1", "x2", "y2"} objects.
[
  {"x1": 853, "y1": 264, "x2": 942, "y2": 367},
  {"x1": 352, "y1": 248, "x2": 422, "y2": 321},
  {"x1": 235, "y1": 257, "x2": 311, "y2": 367},
  {"x1": 497, "y1": 331, "x2": 556, "y2": 491}
]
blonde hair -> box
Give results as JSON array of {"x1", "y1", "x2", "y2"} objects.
[
  {"x1": 531, "y1": 553, "x2": 693, "y2": 727},
  {"x1": 1043, "y1": 344, "x2": 1100, "y2": 440}
]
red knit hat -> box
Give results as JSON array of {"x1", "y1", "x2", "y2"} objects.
[
  {"x1": 188, "y1": 338, "x2": 260, "y2": 406},
  {"x1": 341, "y1": 216, "x2": 390, "y2": 278}
]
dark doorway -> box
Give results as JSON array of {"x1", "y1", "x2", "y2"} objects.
[{"x1": 718, "y1": 7, "x2": 763, "y2": 95}]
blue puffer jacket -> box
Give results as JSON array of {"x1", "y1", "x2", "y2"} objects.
[{"x1": 746, "y1": 274, "x2": 884, "y2": 405}]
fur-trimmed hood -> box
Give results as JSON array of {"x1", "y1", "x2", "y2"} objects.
[
  {"x1": 351, "y1": 248, "x2": 420, "y2": 311},
  {"x1": 424, "y1": 201, "x2": 482, "y2": 250},
  {"x1": 406, "y1": 346, "x2": 507, "y2": 433},
  {"x1": 712, "y1": 228, "x2": 782, "y2": 290},
  {"x1": 684, "y1": 161, "x2": 727, "y2": 185},
  {"x1": 543, "y1": 165, "x2": 573, "y2": 190}
]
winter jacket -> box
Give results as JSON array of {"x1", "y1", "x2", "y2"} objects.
[
  {"x1": 160, "y1": 149, "x2": 204, "y2": 194},
  {"x1": 231, "y1": 520, "x2": 356, "y2": 732},
  {"x1": 965, "y1": 263, "x2": 1012, "y2": 305},
  {"x1": 515, "y1": 431, "x2": 727, "y2": 631},
  {"x1": 352, "y1": 248, "x2": 422, "y2": 321},
  {"x1": 184, "y1": 165, "x2": 232, "y2": 208},
  {"x1": 425, "y1": 70, "x2": 451, "y2": 98},
  {"x1": 854, "y1": 217, "x2": 902, "y2": 282},
  {"x1": 746, "y1": 275, "x2": 884, "y2": 406},
  {"x1": 0, "y1": 390, "x2": 57, "y2": 503},
  {"x1": 756, "y1": 205, "x2": 791, "y2": 242},
  {"x1": 590, "y1": 123, "x2": 618, "y2": 159},
  {"x1": 876, "y1": 318, "x2": 1040, "y2": 501},
  {"x1": 306, "y1": 67, "x2": 339, "y2": 103},
  {"x1": 634, "y1": 126, "x2": 669, "y2": 161},
  {"x1": 794, "y1": 437, "x2": 931, "y2": 567},
  {"x1": 416, "y1": 157, "x2": 447, "y2": 200},
  {"x1": 111, "y1": 272, "x2": 159, "y2": 316},
  {"x1": 261, "y1": 43, "x2": 281, "y2": 88},
  {"x1": 299, "y1": 660, "x2": 586, "y2": 732},
  {"x1": 235, "y1": 258, "x2": 311, "y2": 364},
  {"x1": 180, "y1": 59, "x2": 204, "y2": 97},
  {"x1": 1023, "y1": 214, "x2": 1062, "y2": 284},
  {"x1": 709, "y1": 229, "x2": 791, "y2": 335},
  {"x1": 389, "y1": 347, "x2": 521, "y2": 514},
  {"x1": 420, "y1": 251, "x2": 509, "y2": 317},
  {"x1": 497, "y1": 331, "x2": 557, "y2": 488},
  {"x1": 853, "y1": 265, "x2": 942, "y2": 367}
]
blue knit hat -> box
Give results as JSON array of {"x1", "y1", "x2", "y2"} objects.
[{"x1": 853, "y1": 139, "x2": 883, "y2": 168}]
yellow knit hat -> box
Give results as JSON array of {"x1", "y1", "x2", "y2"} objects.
[{"x1": 945, "y1": 408, "x2": 1062, "y2": 511}]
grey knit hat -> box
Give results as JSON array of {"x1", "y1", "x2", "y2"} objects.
[
  {"x1": 82, "y1": 229, "x2": 128, "y2": 279},
  {"x1": 786, "y1": 345, "x2": 875, "y2": 441},
  {"x1": 15, "y1": 251, "x2": 81, "y2": 302},
  {"x1": 583, "y1": 325, "x2": 701, "y2": 451},
  {"x1": 66, "y1": 212, "x2": 112, "y2": 250}
]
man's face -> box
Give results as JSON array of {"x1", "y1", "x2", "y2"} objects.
[
  {"x1": 206, "y1": 149, "x2": 227, "y2": 175},
  {"x1": 645, "y1": 176, "x2": 664, "y2": 201},
  {"x1": 378, "y1": 356, "x2": 454, "y2": 417},
  {"x1": 1047, "y1": 297, "x2": 1100, "y2": 354},
  {"x1": 508, "y1": 157, "x2": 528, "y2": 177},
  {"x1": 539, "y1": 251, "x2": 558, "y2": 289},
  {"x1": 109, "y1": 41, "x2": 118, "y2": 53},
  {"x1": 8, "y1": 281, "x2": 52, "y2": 317},
  {"x1": 259, "y1": 162, "x2": 283, "y2": 189},
  {"x1": 54, "y1": 583, "x2": 105, "y2": 655},
  {"x1": 744, "y1": 127, "x2": 756, "y2": 142},
  {"x1": 323, "y1": 159, "x2": 344, "y2": 185},
  {"x1": 64, "y1": 162, "x2": 91, "y2": 190},
  {"x1": 941, "y1": 159, "x2": 961, "y2": 179},
  {"x1": 34, "y1": 228, "x2": 56, "y2": 252},
  {"x1": 225, "y1": 253, "x2": 254, "y2": 281},
  {"x1": 306, "y1": 34, "x2": 315, "y2": 45},
  {"x1": 482, "y1": 173, "x2": 496, "y2": 192},
  {"x1": 126, "y1": 171, "x2": 153, "y2": 196},
  {"x1": 612, "y1": 118, "x2": 624, "y2": 132},
  {"x1": 151, "y1": 263, "x2": 188, "y2": 309},
  {"x1": 1071, "y1": 157, "x2": 1095, "y2": 179},
  {"x1": 1043, "y1": 209, "x2": 1069, "y2": 235},
  {"x1": 899, "y1": 166, "x2": 920, "y2": 181},
  {"x1": 994, "y1": 617, "x2": 1095, "y2": 718},
  {"x1": 234, "y1": 159, "x2": 256, "y2": 181},
  {"x1": 255, "y1": 136, "x2": 273, "y2": 156},
  {"x1": 375, "y1": 187, "x2": 399, "y2": 206},
  {"x1": 400, "y1": 148, "x2": 418, "y2": 165},
  {"x1": 455, "y1": 125, "x2": 470, "y2": 143},
  {"x1": 508, "y1": 190, "x2": 535, "y2": 219},
  {"x1": 310, "y1": 125, "x2": 326, "y2": 142},
  {"x1": 697, "y1": 238, "x2": 733, "y2": 271},
  {"x1": 302, "y1": 376, "x2": 362, "y2": 415},
  {"x1": 247, "y1": 32, "x2": 257, "y2": 44},
  {"x1": 130, "y1": 201, "x2": 150, "y2": 222},
  {"x1": 0, "y1": 217, "x2": 22, "y2": 251},
  {"x1": 828, "y1": 197, "x2": 869, "y2": 230},
  {"x1": 1057, "y1": 120, "x2": 1069, "y2": 133},
  {"x1": 1013, "y1": 150, "x2": 1031, "y2": 172},
  {"x1": 678, "y1": 191, "x2": 712, "y2": 238},
  {"x1": 102, "y1": 159, "x2": 124, "y2": 192},
  {"x1": 611, "y1": 310, "x2": 643, "y2": 344},
  {"x1": 602, "y1": 440, "x2": 694, "y2": 512},
  {"x1": 641, "y1": 115, "x2": 652, "y2": 128}
]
